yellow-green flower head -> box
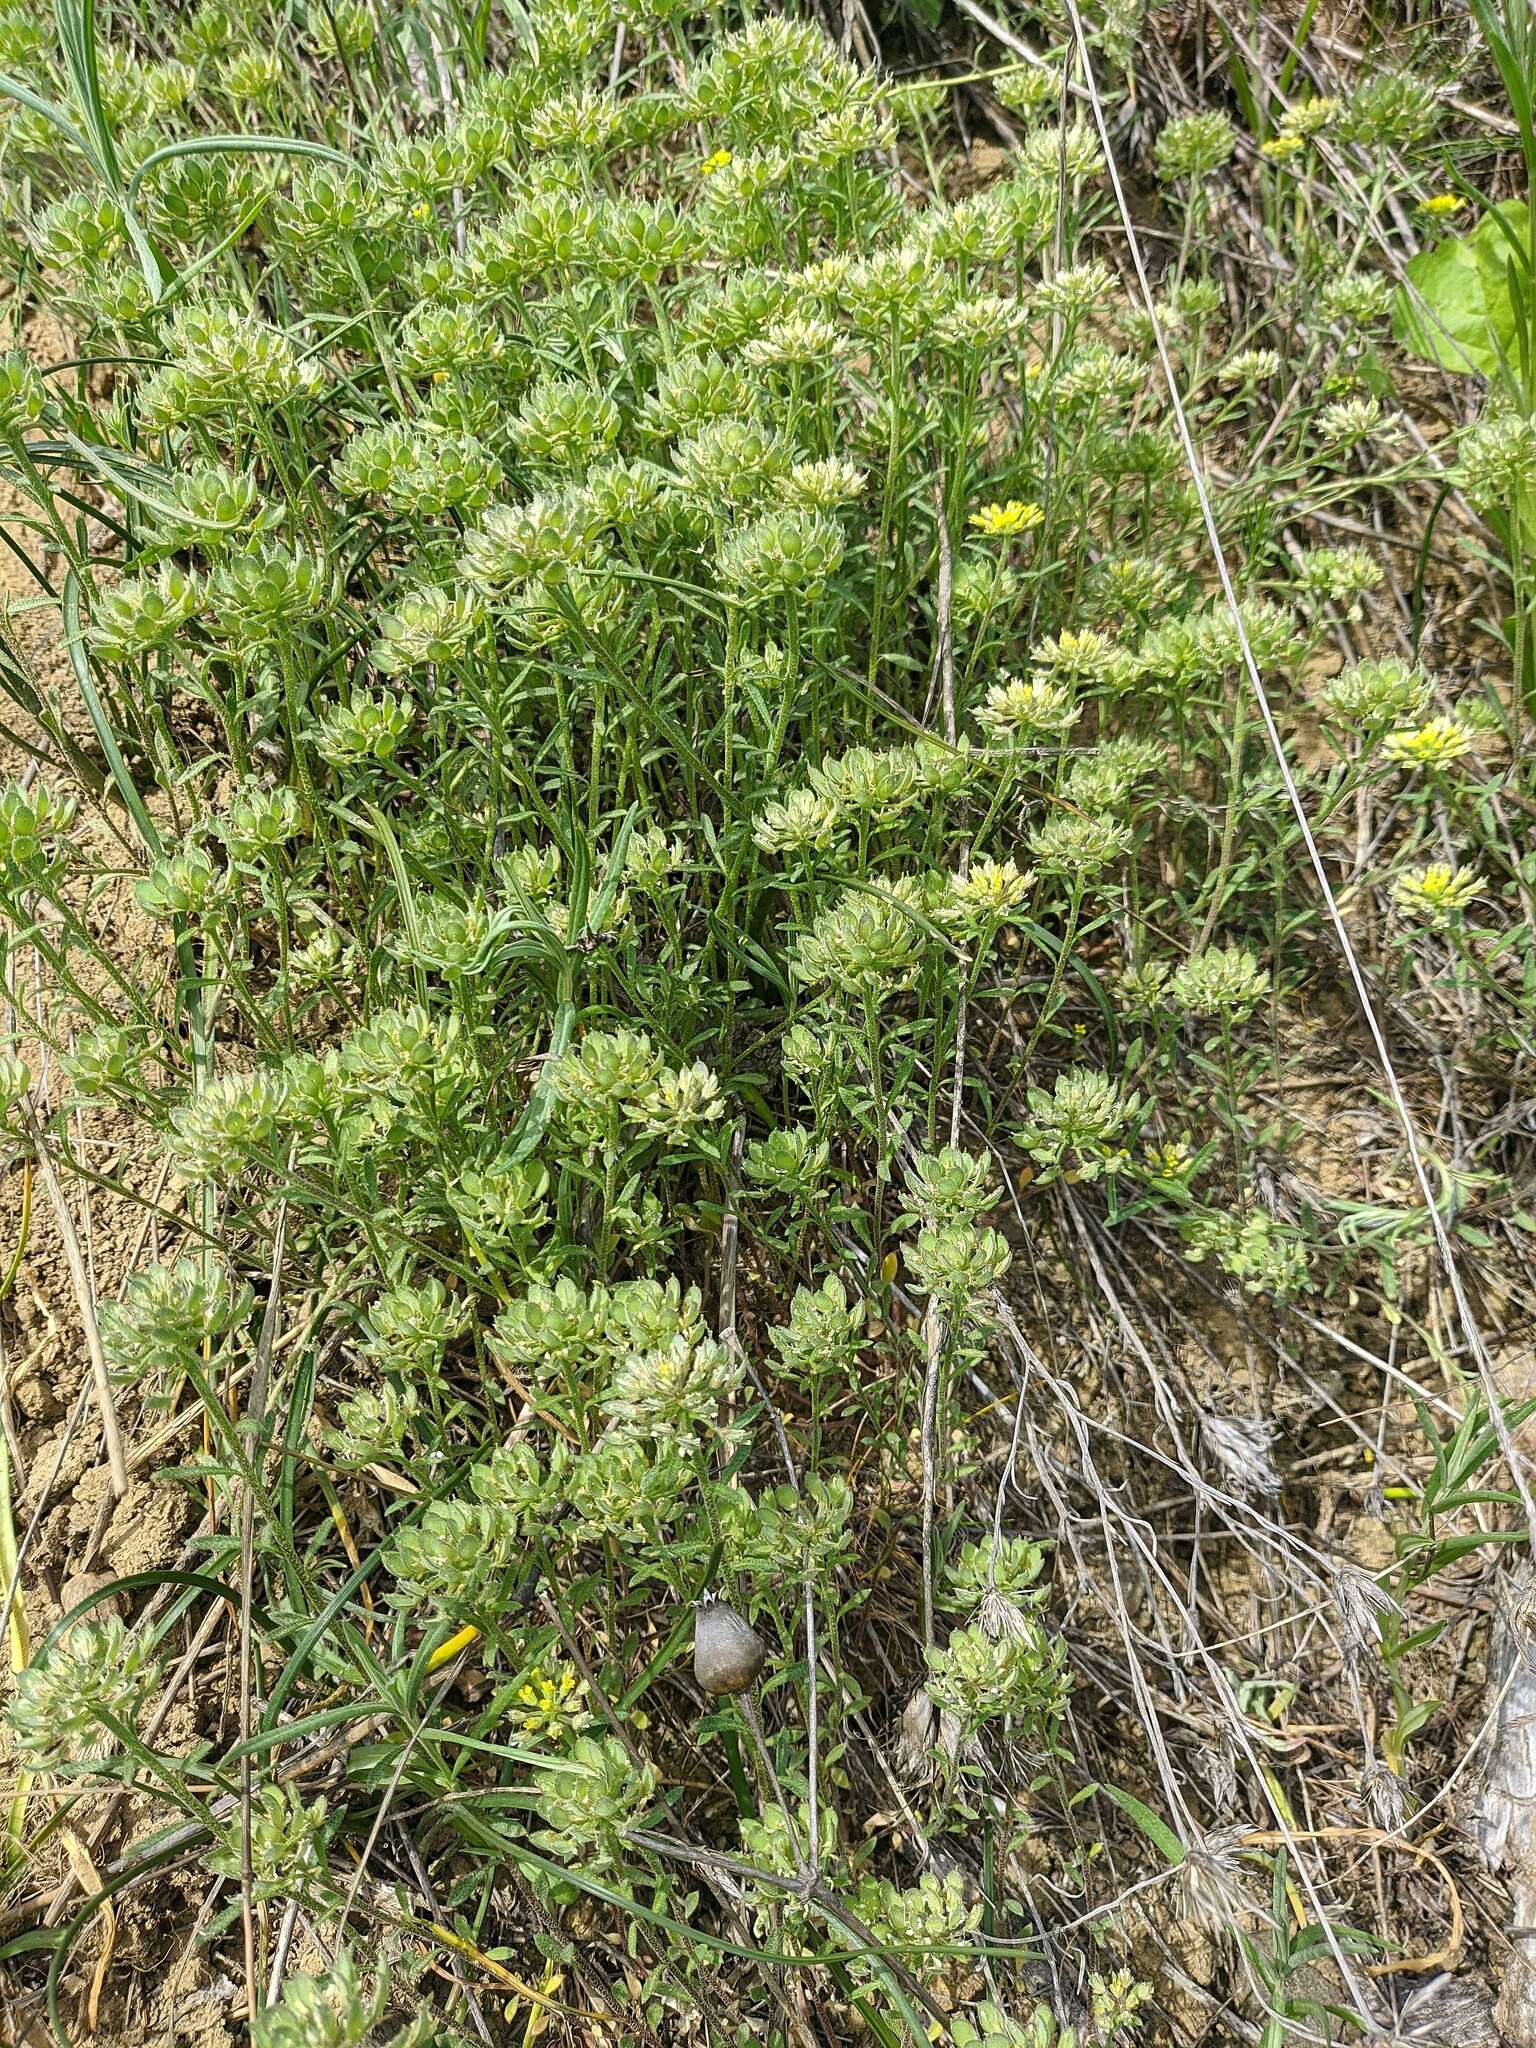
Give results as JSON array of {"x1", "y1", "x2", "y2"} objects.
[
  {"x1": 0, "y1": 1052, "x2": 32, "y2": 1113},
  {"x1": 1027, "y1": 811, "x2": 1131, "y2": 877},
  {"x1": 674, "y1": 416, "x2": 790, "y2": 512},
  {"x1": 933, "y1": 291, "x2": 1030, "y2": 355},
  {"x1": 375, "y1": 129, "x2": 471, "y2": 203},
  {"x1": 596, "y1": 195, "x2": 695, "y2": 281},
  {"x1": 809, "y1": 742, "x2": 921, "y2": 820},
  {"x1": 462, "y1": 494, "x2": 600, "y2": 593},
  {"x1": 1392, "y1": 861, "x2": 1483, "y2": 926},
  {"x1": 886, "y1": 76, "x2": 950, "y2": 125},
  {"x1": 641, "y1": 352, "x2": 754, "y2": 438},
  {"x1": 1170, "y1": 944, "x2": 1269, "y2": 1019},
  {"x1": 90, "y1": 564, "x2": 203, "y2": 660},
  {"x1": 1383, "y1": 716, "x2": 1475, "y2": 770},
  {"x1": 793, "y1": 882, "x2": 925, "y2": 995},
  {"x1": 372, "y1": 585, "x2": 482, "y2": 672},
  {"x1": 1419, "y1": 192, "x2": 1463, "y2": 218},
  {"x1": 742, "y1": 315, "x2": 853, "y2": 369},
  {"x1": 775, "y1": 457, "x2": 865, "y2": 511},
  {"x1": 716, "y1": 507, "x2": 845, "y2": 606},
  {"x1": 220, "y1": 44, "x2": 283, "y2": 102},
  {"x1": 941, "y1": 857, "x2": 1034, "y2": 932},
  {"x1": 1016, "y1": 1066, "x2": 1137, "y2": 1184},
  {"x1": 994, "y1": 65, "x2": 1056, "y2": 120},
  {"x1": 977, "y1": 674, "x2": 1078, "y2": 739},
  {"x1": 514, "y1": 377, "x2": 622, "y2": 471},
  {"x1": 212, "y1": 545, "x2": 337, "y2": 646},
  {"x1": 1117, "y1": 958, "x2": 1172, "y2": 1014},
  {"x1": 637, "y1": 1060, "x2": 724, "y2": 1140},
  {"x1": 316, "y1": 691, "x2": 415, "y2": 767},
  {"x1": 0, "y1": 781, "x2": 76, "y2": 888},
  {"x1": 1293, "y1": 545, "x2": 1382, "y2": 609},
  {"x1": 1033, "y1": 261, "x2": 1119, "y2": 323},
  {"x1": 399, "y1": 300, "x2": 505, "y2": 377},
  {"x1": 305, "y1": 0, "x2": 374, "y2": 57},
  {"x1": 528, "y1": 82, "x2": 623, "y2": 156},
  {"x1": 1019, "y1": 121, "x2": 1104, "y2": 185},
  {"x1": 1144, "y1": 1137, "x2": 1194, "y2": 1180},
  {"x1": 1154, "y1": 110, "x2": 1236, "y2": 181},
  {"x1": 140, "y1": 304, "x2": 322, "y2": 424},
  {"x1": 1218, "y1": 347, "x2": 1281, "y2": 388},
  {"x1": 1278, "y1": 93, "x2": 1340, "y2": 139},
  {"x1": 1033, "y1": 627, "x2": 1117, "y2": 679},
  {"x1": 7, "y1": 1616, "x2": 158, "y2": 1769},
  {"x1": 1459, "y1": 412, "x2": 1536, "y2": 512},
  {"x1": 1323, "y1": 656, "x2": 1433, "y2": 727},
  {"x1": 1342, "y1": 71, "x2": 1442, "y2": 148},
  {"x1": 969, "y1": 499, "x2": 1043, "y2": 539},
  {"x1": 515, "y1": 1662, "x2": 591, "y2": 1739},
  {"x1": 1316, "y1": 395, "x2": 1385, "y2": 449},
  {"x1": 754, "y1": 789, "x2": 840, "y2": 855}
]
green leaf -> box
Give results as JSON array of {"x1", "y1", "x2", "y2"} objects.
[
  {"x1": 1393, "y1": 203, "x2": 1531, "y2": 380},
  {"x1": 124, "y1": 132, "x2": 351, "y2": 211},
  {"x1": 1097, "y1": 1782, "x2": 1186, "y2": 1865},
  {"x1": 61, "y1": 571, "x2": 161, "y2": 855},
  {"x1": 507, "y1": 1002, "x2": 575, "y2": 1164}
]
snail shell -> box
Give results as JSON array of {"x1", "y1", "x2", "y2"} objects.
[{"x1": 693, "y1": 1598, "x2": 767, "y2": 1697}]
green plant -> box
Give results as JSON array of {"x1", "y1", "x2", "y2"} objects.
[{"x1": 0, "y1": 0, "x2": 1533, "y2": 2041}]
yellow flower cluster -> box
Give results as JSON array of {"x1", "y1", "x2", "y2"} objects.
[
  {"x1": 1382, "y1": 717, "x2": 1474, "y2": 770},
  {"x1": 515, "y1": 1662, "x2": 589, "y2": 1739},
  {"x1": 1392, "y1": 861, "x2": 1483, "y2": 927},
  {"x1": 968, "y1": 499, "x2": 1043, "y2": 539}
]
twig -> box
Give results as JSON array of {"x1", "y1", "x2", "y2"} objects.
[
  {"x1": 719, "y1": 1123, "x2": 821, "y2": 1877},
  {"x1": 238, "y1": 1197, "x2": 290, "y2": 2023},
  {"x1": 919, "y1": 1301, "x2": 945, "y2": 1654},
  {"x1": 265, "y1": 1897, "x2": 301, "y2": 2011},
  {"x1": 930, "y1": 474, "x2": 969, "y2": 1151},
  {"x1": 16, "y1": 1099, "x2": 126, "y2": 1498},
  {"x1": 337, "y1": 1659, "x2": 468, "y2": 1938}
]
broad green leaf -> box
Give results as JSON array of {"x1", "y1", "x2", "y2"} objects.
[
  {"x1": 1097, "y1": 1782, "x2": 1186, "y2": 1865},
  {"x1": 1393, "y1": 203, "x2": 1530, "y2": 380}
]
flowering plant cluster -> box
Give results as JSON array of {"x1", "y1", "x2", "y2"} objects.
[{"x1": 0, "y1": 0, "x2": 1530, "y2": 2040}]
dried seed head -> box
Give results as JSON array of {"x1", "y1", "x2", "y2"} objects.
[
  {"x1": 1173, "y1": 1825, "x2": 1251, "y2": 1932},
  {"x1": 692, "y1": 1597, "x2": 766, "y2": 1697},
  {"x1": 895, "y1": 1685, "x2": 938, "y2": 1783},
  {"x1": 976, "y1": 1589, "x2": 1032, "y2": 1641},
  {"x1": 1504, "y1": 1572, "x2": 1536, "y2": 1669},
  {"x1": 1332, "y1": 1564, "x2": 1400, "y2": 1658},
  {"x1": 1361, "y1": 1758, "x2": 1409, "y2": 1834},
  {"x1": 1199, "y1": 1411, "x2": 1280, "y2": 1498}
]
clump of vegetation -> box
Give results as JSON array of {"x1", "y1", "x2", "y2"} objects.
[{"x1": 0, "y1": 0, "x2": 1534, "y2": 2039}]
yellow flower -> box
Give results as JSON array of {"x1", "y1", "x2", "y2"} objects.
[
  {"x1": 1260, "y1": 135, "x2": 1304, "y2": 162},
  {"x1": 1145, "y1": 1139, "x2": 1193, "y2": 1179},
  {"x1": 1419, "y1": 193, "x2": 1464, "y2": 218},
  {"x1": 514, "y1": 1663, "x2": 589, "y2": 1738},
  {"x1": 701, "y1": 148, "x2": 733, "y2": 176},
  {"x1": 1393, "y1": 861, "x2": 1483, "y2": 926},
  {"x1": 968, "y1": 499, "x2": 1043, "y2": 539},
  {"x1": 1382, "y1": 717, "x2": 1475, "y2": 770},
  {"x1": 1279, "y1": 94, "x2": 1340, "y2": 139},
  {"x1": 409, "y1": 201, "x2": 432, "y2": 223}
]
